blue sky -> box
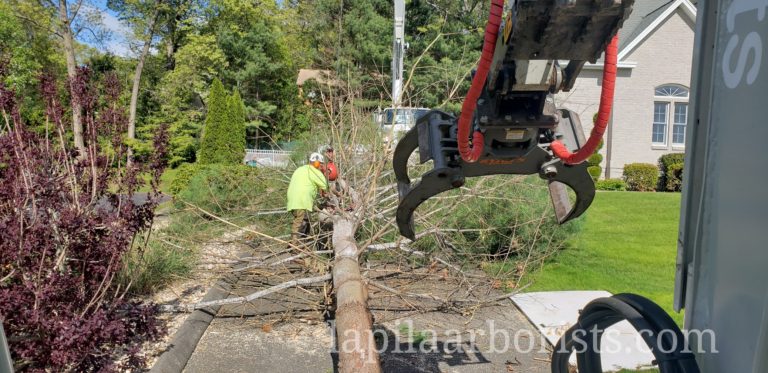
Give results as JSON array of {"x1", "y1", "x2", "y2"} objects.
[{"x1": 84, "y1": 0, "x2": 133, "y2": 57}]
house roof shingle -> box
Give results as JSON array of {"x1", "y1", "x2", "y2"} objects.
[
  {"x1": 296, "y1": 69, "x2": 341, "y2": 87},
  {"x1": 619, "y1": 0, "x2": 677, "y2": 51}
]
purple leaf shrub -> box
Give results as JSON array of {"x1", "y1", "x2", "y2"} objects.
[{"x1": 0, "y1": 64, "x2": 167, "y2": 371}]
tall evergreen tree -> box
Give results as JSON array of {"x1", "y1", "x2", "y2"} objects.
[
  {"x1": 225, "y1": 90, "x2": 246, "y2": 164},
  {"x1": 198, "y1": 78, "x2": 230, "y2": 164}
]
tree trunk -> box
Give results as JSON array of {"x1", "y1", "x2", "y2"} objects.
[
  {"x1": 127, "y1": 9, "x2": 159, "y2": 165},
  {"x1": 57, "y1": 0, "x2": 85, "y2": 155},
  {"x1": 331, "y1": 217, "x2": 381, "y2": 373},
  {"x1": 165, "y1": 15, "x2": 178, "y2": 70},
  {"x1": 165, "y1": 41, "x2": 175, "y2": 70}
]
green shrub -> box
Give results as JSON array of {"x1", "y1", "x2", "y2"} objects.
[
  {"x1": 410, "y1": 176, "x2": 582, "y2": 259},
  {"x1": 595, "y1": 178, "x2": 627, "y2": 191},
  {"x1": 658, "y1": 153, "x2": 685, "y2": 191},
  {"x1": 122, "y1": 239, "x2": 195, "y2": 294},
  {"x1": 225, "y1": 90, "x2": 247, "y2": 163},
  {"x1": 623, "y1": 163, "x2": 659, "y2": 191},
  {"x1": 168, "y1": 162, "x2": 209, "y2": 196},
  {"x1": 588, "y1": 153, "x2": 603, "y2": 166},
  {"x1": 585, "y1": 139, "x2": 604, "y2": 182},
  {"x1": 659, "y1": 153, "x2": 685, "y2": 170},
  {"x1": 176, "y1": 164, "x2": 285, "y2": 215},
  {"x1": 587, "y1": 166, "x2": 602, "y2": 180},
  {"x1": 666, "y1": 163, "x2": 684, "y2": 192}
]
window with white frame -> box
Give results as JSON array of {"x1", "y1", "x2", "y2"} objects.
[{"x1": 653, "y1": 85, "x2": 689, "y2": 147}]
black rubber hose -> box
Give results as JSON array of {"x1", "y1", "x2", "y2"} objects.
[
  {"x1": 550, "y1": 294, "x2": 701, "y2": 373},
  {"x1": 613, "y1": 293, "x2": 700, "y2": 373},
  {"x1": 553, "y1": 297, "x2": 658, "y2": 373},
  {"x1": 552, "y1": 309, "x2": 621, "y2": 372}
]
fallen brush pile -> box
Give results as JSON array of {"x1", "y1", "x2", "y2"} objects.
[{"x1": 147, "y1": 91, "x2": 580, "y2": 372}]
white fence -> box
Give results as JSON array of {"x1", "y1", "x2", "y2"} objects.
[{"x1": 244, "y1": 149, "x2": 292, "y2": 168}]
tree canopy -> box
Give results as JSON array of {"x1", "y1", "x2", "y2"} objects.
[{"x1": 3, "y1": 0, "x2": 489, "y2": 165}]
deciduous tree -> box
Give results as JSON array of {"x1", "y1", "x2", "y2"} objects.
[{"x1": 108, "y1": 0, "x2": 163, "y2": 164}]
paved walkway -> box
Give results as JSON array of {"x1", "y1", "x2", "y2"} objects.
[
  {"x1": 184, "y1": 304, "x2": 551, "y2": 373},
  {"x1": 177, "y1": 246, "x2": 552, "y2": 372}
]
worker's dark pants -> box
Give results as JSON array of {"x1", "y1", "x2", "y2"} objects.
[{"x1": 290, "y1": 209, "x2": 311, "y2": 246}]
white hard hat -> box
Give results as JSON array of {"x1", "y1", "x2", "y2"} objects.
[{"x1": 309, "y1": 152, "x2": 324, "y2": 163}]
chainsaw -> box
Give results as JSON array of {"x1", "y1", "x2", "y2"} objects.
[{"x1": 393, "y1": 0, "x2": 634, "y2": 240}]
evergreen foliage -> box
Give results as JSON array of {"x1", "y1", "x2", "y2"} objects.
[
  {"x1": 666, "y1": 163, "x2": 684, "y2": 192},
  {"x1": 226, "y1": 89, "x2": 247, "y2": 163},
  {"x1": 2, "y1": 0, "x2": 501, "y2": 157},
  {"x1": 587, "y1": 139, "x2": 604, "y2": 182},
  {"x1": 198, "y1": 81, "x2": 246, "y2": 165},
  {"x1": 198, "y1": 78, "x2": 232, "y2": 164}
]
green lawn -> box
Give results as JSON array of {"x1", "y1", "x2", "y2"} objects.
[
  {"x1": 139, "y1": 167, "x2": 180, "y2": 194},
  {"x1": 527, "y1": 191, "x2": 683, "y2": 325}
]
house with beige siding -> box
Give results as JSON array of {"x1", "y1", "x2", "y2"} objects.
[{"x1": 556, "y1": 0, "x2": 697, "y2": 178}]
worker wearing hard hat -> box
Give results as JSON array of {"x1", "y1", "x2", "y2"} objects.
[
  {"x1": 287, "y1": 152, "x2": 330, "y2": 246},
  {"x1": 319, "y1": 145, "x2": 338, "y2": 183}
]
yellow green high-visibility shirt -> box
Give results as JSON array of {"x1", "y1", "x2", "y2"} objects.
[{"x1": 286, "y1": 165, "x2": 328, "y2": 211}]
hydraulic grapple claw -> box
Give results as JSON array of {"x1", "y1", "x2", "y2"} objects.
[
  {"x1": 390, "y1": 0, "x2": 632, "y2": 240},
  {"x1": 393, "y1": 111, "x2": 463, "y2": 240},
  {"x1": 395, "y1": 168, "x2": 462, "y2": 240},
  {"x1": 545, "y1": 163, "x2": 596, "y2": 224},
  {"x1": 392, "y1": 110, "x2": 596, "y2": 240}
]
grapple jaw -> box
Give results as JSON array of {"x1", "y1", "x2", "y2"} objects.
[{"x1": 392, "y1": 110, "x2": 595, "y2": 240}]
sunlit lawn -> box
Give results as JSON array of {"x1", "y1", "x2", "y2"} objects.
[
  {"x1": 526, "y1": 191, "x2": 683, "y2": 326},
  {"x1": 139, "y1": 167, "x2": 180, "y2": 194}
]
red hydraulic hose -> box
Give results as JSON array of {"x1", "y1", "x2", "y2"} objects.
[
  {"x1": 457, "y1": 0, "x2": 505, "y2": 163},
  {"x1": 550, "y1": 35, "x2": 619, "y2": 165}
]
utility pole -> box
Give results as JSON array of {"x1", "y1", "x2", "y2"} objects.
[{"x1": 391, "y1": 0, "x2": 405, "y2": 107}]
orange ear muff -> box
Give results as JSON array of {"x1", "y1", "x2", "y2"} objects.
[{"x1": 325, "y1": 163, "x2": 338, "y2": 181}]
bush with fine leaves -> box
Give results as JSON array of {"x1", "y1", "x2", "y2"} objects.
[
  {"x1": 410, "y1": 176, "x2": 582, "y2": 261},
  {"x1": 168, "y1": 162, "x2": 209, "y2": 196},
  {"x1": 176, "y1": 164, "x2": 285, "y2": 216},
  {"x1": 596, "y1": 178, "x2": 627, "y2": 191},
  {"x1": 666, "y1": 163, "x2": 684, "y2": 192},
  {"x1": 623, "y1": 163, "x2": 659, "y2": 191},
  {"x1": 586, "y1": 139, "x2": 604, "y2": 181},
  {"x1": 659, "y1": 153, "x2": 685, "y2": 192}
]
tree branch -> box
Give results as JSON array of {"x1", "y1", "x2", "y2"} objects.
[
  {"x1": 232, "y1": 250, "x2": 333, "y2": 272},
  {"x1": 160, "y1": 274, "x2": 332, "y2": 312}
]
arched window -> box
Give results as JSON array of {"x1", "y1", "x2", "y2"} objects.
[{"x1": 653, "y1": 85, "x2": 689, "y2": 147}]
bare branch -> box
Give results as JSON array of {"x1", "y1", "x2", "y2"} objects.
[
  {"x1": 160, "y1": 274, "x2": 332, "y2": 312},
  {"x1": 13, "y1": 13, "x2": 62, "y2": 37},
  {"x1": 69, "y1": 0, "x2": 85, "y2": 24},
  {"x1": 180, "y1": 200, "x2": 296, "y2": 248},
  {"x1": 232, "y1": 250, "x2": 333, "y2": 272}
]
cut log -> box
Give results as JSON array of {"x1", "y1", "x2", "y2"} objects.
[{"x1": 332, "y1": 217, "x2": 382, "y2": 373}]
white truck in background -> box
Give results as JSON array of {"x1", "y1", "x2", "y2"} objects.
[{"x1": 373, "y1": 0, "x2": 430, "y2": 140}]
